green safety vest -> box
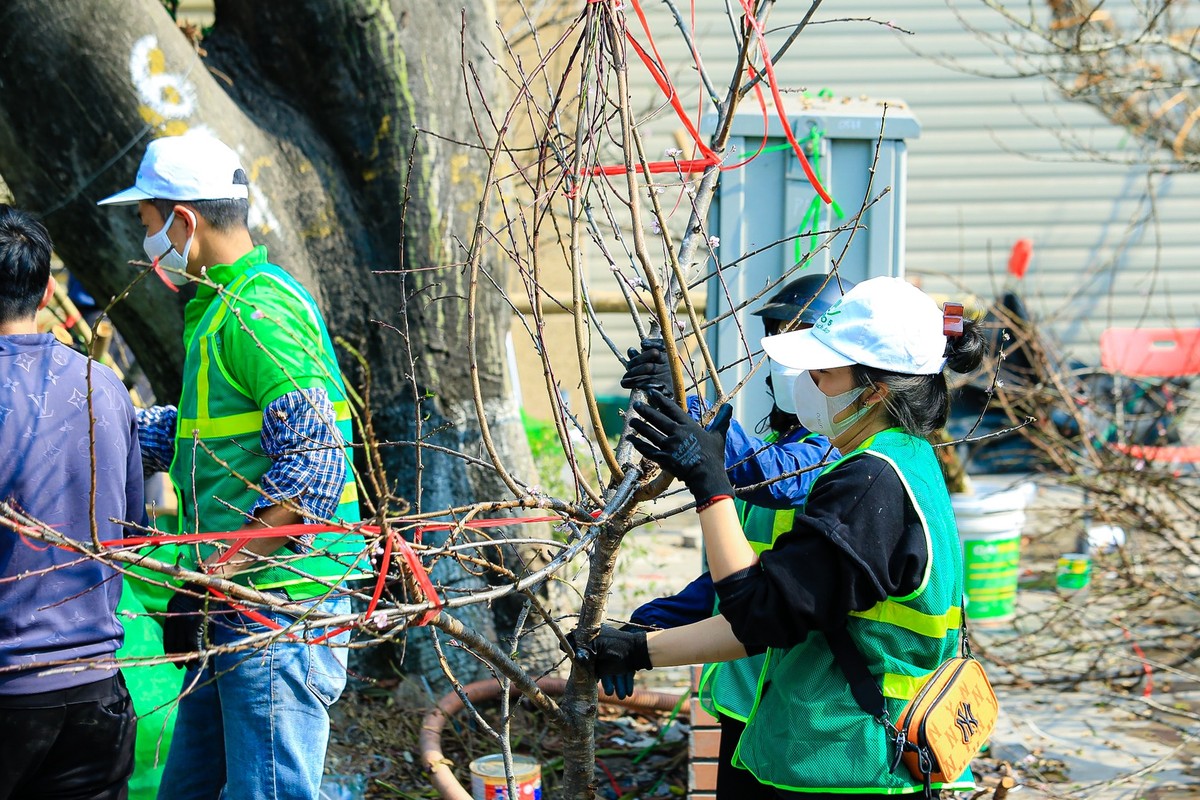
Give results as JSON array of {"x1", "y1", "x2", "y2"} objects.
[
  {"x1": 732, "y1": 429, "x2": 973, "y2": 794},
  {"x1": 696, "y1": 500, "x2": 791, "y2": 722},
  {"x1": 169, "y1": 252, "x2": 367, "y2": 600},
  {"x1": 698, "y1": 431, "x2": 811, "y2": 722}
]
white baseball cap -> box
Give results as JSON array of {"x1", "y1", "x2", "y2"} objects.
[
  {"x1": 97, "y1": 132, "x2": 249, "y2": 206},
  {"x1": 761, "y1": 276, "x2": 951, "y2": 375}
]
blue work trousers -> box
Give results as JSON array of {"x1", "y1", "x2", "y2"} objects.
[{"x1": 158, "y1": 594, "x2": 350, "y2": 800}]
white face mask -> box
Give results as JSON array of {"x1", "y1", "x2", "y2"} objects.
[
  {"x1": 768, "y1": 358, "x2": 803, "y2": 414},
  {"x1": 791, "y1": 369, "x2": 873, "y2": 439},
  {"x1": 142, "y1": 210, "x2": 195, "y2": 286}
]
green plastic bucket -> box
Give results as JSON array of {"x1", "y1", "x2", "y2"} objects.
[
  {"x1": 594, "y1": 394, "x2": 629, "y2": 439},
  {"x1": 1055, "y1": 553, "x2": 1091, "y2": 598},
  {"x1": 953, "y1": 483, "x2": 1033, "y2": 627}
]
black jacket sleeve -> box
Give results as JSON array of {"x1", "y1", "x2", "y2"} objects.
[{"x1": 714, "y1": 453, "x2": 929, "y2": 651}]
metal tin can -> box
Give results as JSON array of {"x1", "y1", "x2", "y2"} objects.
[{"x1": 469, "y1": 754, "x2": 541, "y2": 800}]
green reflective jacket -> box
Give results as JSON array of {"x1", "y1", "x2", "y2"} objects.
[
  {"x1": 732, "y1": 430, "x2": 973, "y2": 794},
  {"x1": 169, "y1": 248, "x2": 366, "y2": 600}
]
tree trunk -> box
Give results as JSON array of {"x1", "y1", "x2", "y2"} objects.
[{"x1": 0, "y1": 0, "x2": 553, "y2": 686}]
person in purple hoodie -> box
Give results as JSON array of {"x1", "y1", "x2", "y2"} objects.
[{"x1": 0, "y1": 204, "x2": 143, "y2": 799}]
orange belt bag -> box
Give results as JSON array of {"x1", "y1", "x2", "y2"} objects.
[{"x1": 894, "y1": 655, "x2": 998, "y2": 787}]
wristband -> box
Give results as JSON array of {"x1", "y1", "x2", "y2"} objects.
[{"x1": 696, "y1": 494, "x2": 732, "y2": 513}]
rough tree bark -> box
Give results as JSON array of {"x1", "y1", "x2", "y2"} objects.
[{"x1": 0, "y1": 0, "x2": 553, "y2": 685}]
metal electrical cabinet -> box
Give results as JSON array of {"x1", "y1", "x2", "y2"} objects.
[{"x1": 703, "y1": 97, "x2": 920, "y2": 427}]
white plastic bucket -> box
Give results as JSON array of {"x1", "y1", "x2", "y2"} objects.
[{"x1": 952, "y1": 481, "x2": 1035, "y2": 626}]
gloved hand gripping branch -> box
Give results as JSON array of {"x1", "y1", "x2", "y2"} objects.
[
  {"x1": 628, "y1": 389, "x2": 734, "y2": 509},
  {"x1": 564, "y1": 625, "x2": 652, "y2": 700},
  {"x1": 620, "y1": 339, "x2": 673, "y2": 394}
]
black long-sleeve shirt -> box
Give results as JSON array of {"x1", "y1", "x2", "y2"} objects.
[{"x1": 714, "y1": 453, "x2": 930, "y2": 652}]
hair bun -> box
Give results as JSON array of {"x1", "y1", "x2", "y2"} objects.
[{"x1": 945, "y1": 317, "x2": 987, "y2": 375}]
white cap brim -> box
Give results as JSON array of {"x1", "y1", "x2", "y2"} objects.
[
  {"x1": 761, "y1": 328, "x2": 857, "y2": 371},
  {"x1": 96, "y1": 186, "x2": 155, "y2": 206}
]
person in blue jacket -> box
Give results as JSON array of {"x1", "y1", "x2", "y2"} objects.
[{"x1": 617, "y1": 274, "x2": 855, "y2": 798}]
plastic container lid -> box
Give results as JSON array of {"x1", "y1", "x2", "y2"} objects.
[{"x1": 951, "y1": 479, "x2": 1037, "y2": 516}]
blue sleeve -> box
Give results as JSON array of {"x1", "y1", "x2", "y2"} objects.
[
  {"x1": 723, "y1": 420, "x2": 836, "y2": 508},
  {"x1": 629, "y1": 572, "x2": 716, "y2": 630},
  {"x1": 684, "y1": 395, "x2": 838, "y2": 509},
  {"x1": 251, "y1": 388, "x2": 346, "y2": 534},
  {"x1": 134, "y1": 405, "x2": 177, "y2": 476},
  {"x1": 126, "y1": 406, "x2": 147, "y2": 531}
]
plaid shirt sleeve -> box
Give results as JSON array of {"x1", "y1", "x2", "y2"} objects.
[
  {"x1": 251, "y1": 388, "x2": 347, "y2": 530},
  {"x1": 134, "y1": 405, "x2": 177, "y2": 476}
]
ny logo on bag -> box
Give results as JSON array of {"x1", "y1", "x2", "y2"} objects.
[{"x1": 955, "y1": 702, "x2": 979, "y2": 743}]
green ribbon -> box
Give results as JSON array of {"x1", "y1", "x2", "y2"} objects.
[{"x1": 792, "y1": 126, "x2": 845, "y2": 264}]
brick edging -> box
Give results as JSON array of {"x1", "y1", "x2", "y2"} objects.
[{"x1": 688, "y1": 666, "x2": 720, "y2": 799}]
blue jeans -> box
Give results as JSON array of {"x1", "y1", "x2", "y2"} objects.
[{"x1": 158, "y1": 594, "x2": 351, "y2": 800}]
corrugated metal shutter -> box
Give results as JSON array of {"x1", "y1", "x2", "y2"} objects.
[
  {"x1": 614, "y1": 0, "x2": 1200, "y2": 369},
  {"x1": 168, "y1": 1, "x2": 1200, "y2": 405}
]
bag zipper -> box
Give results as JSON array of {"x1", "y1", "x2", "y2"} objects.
[
  {"x1": 915, "y1": 659, "x2": 971, "y2": 770},
  {"x1": 893, "y1": 660, "x2": 948, "y2": 774},
  {"x1": 899, "y1": 657, "x2": 955, "y2": 733}
]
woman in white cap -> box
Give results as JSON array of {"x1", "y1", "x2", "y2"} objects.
[{"x1": 569, "y1": 277, "x2": 986, "y2": 799}]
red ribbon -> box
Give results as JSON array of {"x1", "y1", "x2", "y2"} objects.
[
  {"x1": 583, "y1": 0, "x2": 828, "y2": 199},
  {"x1": 108, "y1": 515, "x2": 566, "y2": 642},
  {"x1": 151, "y1": 257, "x2": 181, "y2": 293}
]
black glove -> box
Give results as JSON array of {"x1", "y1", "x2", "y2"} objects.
[
  {"x1": 601, "y1": 623, "x2": 653, "y2": 700},
  {"x1": 601, "y1": 671, "x2": 636, "y2": 700},
  {"x1": 564, "y1": 625, "x2": 652, "y2": 689},
  {"x1": 629, "y1": 389, "x2": 734, "y2": 507},
  {"x1": 620, "y1": 339, "x2": 672, "y2": 393},
  {"x1": 163, "y1": 582, "x2": 211, "y2": 668}
]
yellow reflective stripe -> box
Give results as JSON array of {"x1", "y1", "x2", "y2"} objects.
[
  {"x1": 859, "y1": 448, "x2": 932, "y2": 600},
  {"x1": 206, "y1": 297, "x2": 232, "y2": 333},
  {"x1": 881, "y1": 671, "x2": 929, "y2": 701},
  {"x1": 178, "y1": 400, "x2": 352, "y2": 441},
  {"x1": 340, "y1": 481, "x2": 358, "y2": 505},
  {"x1": 748, "y1": 539, "x2": 772, "y2": 556},
  {"x1": 177, "y1": 410, "x2": 263, "y2": 439},
  {"x1": 197, "y1": 337, "x2": 211, "y2": 422},
  {"x1": 205, "y1": 273, "x2": 254, "y2": 332},
  {"x1": 333, "y1": 400, "x2": 351, "y2": 422},
  {"x1": 771, "y1": 509, "x2": 795, "y2": 541},
  {"x1": 252, "y1": 568, "x2": 373, "y2": 592},
  {"x1": 848, "y1": 600, "x2": 962, "y2": 640}
]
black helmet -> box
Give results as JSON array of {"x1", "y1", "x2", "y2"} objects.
[{"x1": 752, "y1": 273, "x2": 857, "y2": 326}]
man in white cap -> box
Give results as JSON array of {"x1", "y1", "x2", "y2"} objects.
[{"x1": 98, "y1": 132, "x2": 366, "y2": 800}]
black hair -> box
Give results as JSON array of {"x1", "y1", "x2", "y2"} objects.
[
  {"x1": 152, "y1": 168, "x2": 250, "y2": 232},
  {"x1": 851, "y1": 316, "x2": 988, "y2": 437},
  {"x1": 0, "y1": 204, "x2": 53, "y2": 324},
  {"x1": 767, "y1": 404, "x2": 801, "y2": 437}
]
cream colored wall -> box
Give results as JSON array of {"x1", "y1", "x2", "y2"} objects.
[{"x1": 176, "y1": 0, "x2": 213, "y2": 25}]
